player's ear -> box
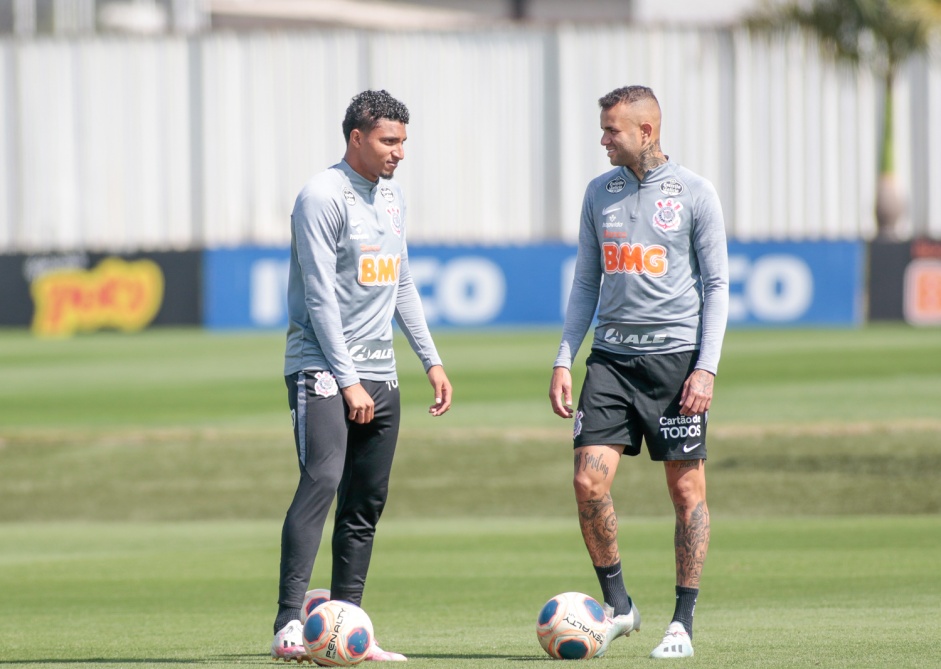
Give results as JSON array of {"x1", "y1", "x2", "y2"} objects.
[{"x1": 349, "y1": 128, "x2": 362, "y2": 147}]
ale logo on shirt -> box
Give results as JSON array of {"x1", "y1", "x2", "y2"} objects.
[
  {"x1": 359, "y1": 254, "x2": 401, "y2": 286},
  {"x1": 342, "y1": 187, "x2": 357, "y2": 206},
  {"x1": 379, "y1": 186, "x2": 395, "y2": 202},
  {"x1": 602, "y1": 242, "x2": 668, "y2": 277}
]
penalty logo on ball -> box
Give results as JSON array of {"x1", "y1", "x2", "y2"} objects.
[
  {"x1": 536, "y1": 591, "x2": 607, "y2": 660},
  {"x1": 303, "y1": 599, "x2": 374, "y2": 667}
]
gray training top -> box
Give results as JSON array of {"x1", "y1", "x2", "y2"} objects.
[
  {"x1": 554, "y1": 160, "x2": 729, "y2": 375},
  {"x1": 284, "y1": 160, "x2": 442, "y2": 386}
]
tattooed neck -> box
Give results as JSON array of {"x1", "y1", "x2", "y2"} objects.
[{"x1": 632, "y1": 142, "x2": 667, "y2": 180}]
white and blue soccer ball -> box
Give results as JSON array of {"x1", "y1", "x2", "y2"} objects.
[
  {"x1": 536, "y1": 591, "x2": 607, "y2": 660},
  {"x1": 303, "y1": 599, "x2": 374, "y2": 667},
  {"x1": 301, "y1": 588, "x2": 332, "y2": 623}
]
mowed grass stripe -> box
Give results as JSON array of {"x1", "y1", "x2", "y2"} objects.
[
  {"x1": 2, "y1": 324, "x2": 941, "y2": 430},
  {"x1": 2, "y1": 324, "x2": 941, "y2": 520},
  {"x1": 1, "y1": 517, "x2": 939, "y2": 668},
  {"x1": 1, "y1": 421, "x2": 939, "y2": 521}
]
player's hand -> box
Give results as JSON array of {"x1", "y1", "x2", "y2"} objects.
[
  {"x1": 341, "y1": 383, "x2": 375, "y2": 424},
  {"x1": 549, "y1": 366, "x2": 574, "y2": 418},
  {"x1": 680, "y1": 369, "x2": 714, "y2": 416},
  {"x1": 426, "y1": 365, "x2": 451, "y2": 417}
]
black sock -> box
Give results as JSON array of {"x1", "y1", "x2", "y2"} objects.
[
  {"x1": 594, "y1": 562, "x2": 633, "y2": 616},
  {"x1": 672, "y1": 586, "x2": 699, "y2": 639},
  {"x1": 274, "y1": 606, "x2": 302, "y2": 634}
]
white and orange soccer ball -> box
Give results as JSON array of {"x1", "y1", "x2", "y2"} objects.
[
  {"x1": 303, "y1": 599, "x2": 374, "y2": 667},
  {"x1": 301, "y1": 588, "x2": 332, "y2": 623},
  {"x1": 536, "y1": 591, "x2": 607, "y2": 660}
]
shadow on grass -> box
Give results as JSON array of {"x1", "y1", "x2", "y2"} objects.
[
  {"x1": 0, "y1": 655, "x2": 266, "y2": 666},
  {"x1": 0, "y1": 661, "x2": 210, "y2": 666},
  {"x1": 406, "y1": 655, "x2": 548, "y2": 662},
  {"x1": 0, "y1": 653, "x2": 565, "y2": 666}
]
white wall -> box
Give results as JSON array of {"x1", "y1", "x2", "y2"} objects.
[
  {"x1": 1, "y1": 26, "x2": 939, "y2": 253},
  {"x1": 632, "y1": 0, "x2": 761, "y2": 26}
]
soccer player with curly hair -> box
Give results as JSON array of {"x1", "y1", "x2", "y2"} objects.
[{"x1": 271, "y1": 90, "x2": 451, "y2": 663}]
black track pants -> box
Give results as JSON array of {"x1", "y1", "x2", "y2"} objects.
[{"x1": 278, "y1": 371, "x2": 401, "y2": 608}]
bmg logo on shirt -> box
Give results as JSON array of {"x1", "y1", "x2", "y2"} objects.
[
  {"x1": 602, "y1": 242, "x2": 667, "y2": 276},
  {"x1": 358, "y1": 254, "x2": 400, "y2": 286}
]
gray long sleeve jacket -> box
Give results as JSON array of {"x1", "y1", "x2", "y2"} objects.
[
  {"x1": 284, "y1": 160, "x2": 442, "y2": 386},
  {"x1": 555, "y1": 160, "x2": 729, "y2": 374}
]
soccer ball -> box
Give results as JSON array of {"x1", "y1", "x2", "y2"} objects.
[
  {"x1": 303, "y1": 599, "x2": 374, "y2": 667},
  {"x1": 536, "y1": 591, "x2": 607, "y2": 660},
  {"x1": 301, "y1": 588, "x2": 332, "y2": 623}
]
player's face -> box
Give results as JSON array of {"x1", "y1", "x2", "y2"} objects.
[
  {"x1": 351, "y1": 119, "x2": 407, "y2": 181},
  {"x1": 599, "y1": 102, "x2": 645, "y2": 167}
]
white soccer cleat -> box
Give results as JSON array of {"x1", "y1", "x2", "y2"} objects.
[
  {"x1": 649, "y1": 621, "x2": 694, "y2": 659},
  {"x1": 593, "y1": 600, "x2": 641, "y2": 658},
  {"x1": 365, "y1": 641, "x2": 408, "y2": 662},
  {"x1": 270, "y1": 619, "x2": 311, "y2": 663}
]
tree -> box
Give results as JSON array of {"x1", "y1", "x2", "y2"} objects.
[{"x1": 749, "y1": 0, "x2": 941, "y2": 238}]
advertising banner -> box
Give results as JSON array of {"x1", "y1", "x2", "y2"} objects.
[
  {"x1": 869, "y1": 239, "x2": 941, "y2": 325},
  {"x1": 203, "y1": 241, "x2": 863, "y2": 330},
  {"x1": 726, "y1": 240, "x2": 862, "y2": 326},
  {"x1": 0, "y1": 251, "x2": 201, "y2": 336}
]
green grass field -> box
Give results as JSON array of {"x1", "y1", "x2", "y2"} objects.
[{"x1": 1, "y1": 325, "x2": 940, "y2": 667}]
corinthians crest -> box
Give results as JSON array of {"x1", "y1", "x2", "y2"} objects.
[
  {"x1": 652, "y1": 199, "x2": 683, "y2": 231},
  {"x1": 313, "y1": 371, "x2": 338, "y2": 398},
  {"x1": 386, "y1": 205, "x2": 402, "y2": 236}
]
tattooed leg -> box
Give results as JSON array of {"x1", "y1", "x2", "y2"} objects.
[
  {"x1": 665, "y1": 460, "x2": 710, "y2": 587},
  {"x1": 573, "y1": 446, "x2": 624, "y2": 566}
]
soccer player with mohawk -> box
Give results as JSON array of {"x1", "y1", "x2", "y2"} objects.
[{"x1": 550, "y1": 85, "x2": 729, "y2": 660}]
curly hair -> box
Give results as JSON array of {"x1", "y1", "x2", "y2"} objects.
[
  {"x1": 598, "y1": 85, "x2": 658, "y2": 111},
  {"x1": 342, "y1": 90, "x2": 410, "y2": 143}
]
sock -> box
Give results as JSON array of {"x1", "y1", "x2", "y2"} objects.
[
  {"x1": 594, "y1": 562, "x2": 633, "y2": 616},
  {"x1": 672, "y1": 586, "x2": 699, "y2": 639},
  {"x1": 274, "y1": 606, "x2": 302, "y2": 634}
]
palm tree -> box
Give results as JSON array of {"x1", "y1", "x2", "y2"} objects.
[{"x1": 749, "y1": 0, "x2": 941, "y2": 238}]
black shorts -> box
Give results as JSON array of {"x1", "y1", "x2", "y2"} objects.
[{"x1": 573, "y1": 349, "x2": 708, "y2": 461}]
